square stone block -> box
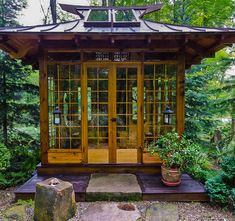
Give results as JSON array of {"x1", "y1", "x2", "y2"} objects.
[{"x1": 34, "y1": 177, "x2": 76, "y2": 221}]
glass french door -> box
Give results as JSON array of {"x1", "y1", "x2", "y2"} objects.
[
  {"x1": 116, "y1": 66, "x2": 140, "y2": 163},
  {"x1": 84, "y1": 63, "x2": 141, "y2": 164}
]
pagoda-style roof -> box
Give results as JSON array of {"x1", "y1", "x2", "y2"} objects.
[{"x1": 0, "y1": 4, "x2": 234, "y2": 67}]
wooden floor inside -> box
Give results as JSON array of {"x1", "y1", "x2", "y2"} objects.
[{"x1": 15, "y1": 173, "x2": 209, "y2": 202}]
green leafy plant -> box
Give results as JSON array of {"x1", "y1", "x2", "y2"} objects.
[
  {"x1": 16, "y1": 199, "x2": 34, "y2": 207},
  {"x1": 147, "y1": 131, "x2": 201, "y2": 171}
]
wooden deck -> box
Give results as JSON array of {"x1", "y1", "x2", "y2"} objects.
[
  {"x1": 15, "y1": 173, "x2": 209, "y2": 202},
  {"x1": 15, "y1": 174, "x2": 90, "y2": 202},
  {"x1": 137, "y1": 173, "x2": 209, "y2": 201}
]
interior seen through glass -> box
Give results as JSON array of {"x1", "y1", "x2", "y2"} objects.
[
  {"x1": 116, "y1": 67, "x2": 138, "y2": 149},
  {"x1": 144, "y1": 64, "x2": 176, "y2": 147},
  {"x1": 48, "y1": 64, "x2": 81, "y2": 149},
  {"x1": 88, "y1": 67, "x2": 109, "y2": 149},
  {"x1": 47, "y1": 63, "x2": 176, "y2": 150}
]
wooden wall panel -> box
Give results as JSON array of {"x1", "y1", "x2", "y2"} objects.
[
  {"x1": 88, "y1": 149, "x2": 109, "y2": 163},
  {"x1": 117, "y1": 149, "x2": 138, "y2": 163},
  {"x1": 48, "y1": 152, "x2": 83, "y2": 164}
]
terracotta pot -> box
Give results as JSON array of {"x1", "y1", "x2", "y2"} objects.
[{"x1": 161, "y1": 165, "x2": 181, "y2": 186}]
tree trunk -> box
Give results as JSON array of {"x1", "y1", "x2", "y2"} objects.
[
  {"x1": 50, "y1": 0, "x2": 57, "y2": 24},
  {"x1": 102, "y1": 0, "x2": 107, "y2": 6},
  {"x1": 173, "y1": 0, "x2": 177, "y2": 23},
  {"x1": 2, "y1": 71, "x2": 8, "y2": 145},
  {"x1": 108, "y1": 0, "x2": 116, "y2": 6},
  {"x1": 232, "y1": 100, "x2": 235, "y2": 139}
]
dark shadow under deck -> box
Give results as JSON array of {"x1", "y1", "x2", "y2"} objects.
[{"x1": 15, "y1": 173, "x2": 209, "y2": 202}]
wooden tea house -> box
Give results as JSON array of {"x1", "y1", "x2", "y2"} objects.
[{"x1": 0, "y1": 3, "x2": 235, "y2": 201}]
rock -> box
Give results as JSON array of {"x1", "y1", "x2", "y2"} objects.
[
  {"x1": 34, "y1": 177, "x2": 76, "y2": 221},
  {"x1": 145, "y1": 203, "x2": 179, "y2": 221},
  {"x1": 3, "y1": 205, "x2": 27, "y2": 221},
  {"x1": 81, "y1": 203, "x2": 141, "y2": 221},
  {"x1": 86, "y1": 173, "x2": 142, "y2": 201}
]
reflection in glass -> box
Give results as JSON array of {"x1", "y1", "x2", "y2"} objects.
[
  {"x1": 115, "y1": 10, "x2": 137, "y2": 22},
  {"x1": 144, "y1": 64, "x2": 177, "y2": 147},
  {"x1": 116, "y1": 67, "x2": 138, "y2": 149},
  {"x1": 88, "y1": 10, "x2": 109, "y2": 21},
  {"x1": 48, "y1": 64, "x2": 81, "y2": 149},
  {"x1": 88, "y1": 68, "x2": 109, "y2": 149}
]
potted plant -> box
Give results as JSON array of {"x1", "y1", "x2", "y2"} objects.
[{"x1": 147, "y1": 131, "x2": 199, "y2": 186}]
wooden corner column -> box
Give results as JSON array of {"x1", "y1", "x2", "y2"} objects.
[
  {"x1": 39, "y1": 52, "x2": 49, "y2": 164},
  {"x1": 176, "y1": 51, "x2": 185, "y2": 136}
]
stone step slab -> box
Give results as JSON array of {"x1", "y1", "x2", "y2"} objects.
[{"x1": 86, "y1": 173, "x2": 142, "y2": 201}]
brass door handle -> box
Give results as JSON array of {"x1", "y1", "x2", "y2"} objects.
[{"x1": 111, "y1": 118, "x2": 117, "y2": 122}]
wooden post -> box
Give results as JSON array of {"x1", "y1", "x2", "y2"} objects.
[
  {"x1": 39, "y1": 52, "x2": 49, "y2": 164},
  {"x1": 176, "y1": 51, "x2": 185, "y2": 136},
  {"x1": 109, "y1": 64, "x2": 116, "y2": 163},
  {"x1": 81, "y1": 63, "x2": 88, "y2": 163},
  {"x1": 137, "y1": 63, "x2": 144, "y2": 163}
]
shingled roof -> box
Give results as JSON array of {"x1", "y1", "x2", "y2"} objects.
[{"x1": 0, "y1": 3, "x2": 234, "y2": 67}]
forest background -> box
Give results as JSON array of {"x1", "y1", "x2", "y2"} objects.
[{"x1": 0, "y1": 0, "x2": 234, "y2": 211}]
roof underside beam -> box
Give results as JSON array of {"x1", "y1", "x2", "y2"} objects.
[
  {"x1": 40, "y1": 39, "x2": 183, "y2": 52},
  {"x1": 0, "y1": 33, "x2": 234, "y2": 68}
]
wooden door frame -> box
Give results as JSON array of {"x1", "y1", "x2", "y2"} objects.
[
  {"x1": 41, "y1": 59, "x2": 180, "y2": 165},
  {"x1": 115, "y1": 63, "x2": 142, "y2": 164},
  {"x1": 83, "y1": 62, "x2": 142, "y2": 164},
  {"x1": 83, "y1": 62, "x2": 113, "y2": 163}
]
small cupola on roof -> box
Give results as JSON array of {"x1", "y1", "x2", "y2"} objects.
[{"x1": 60, "y1": 4, "x2": 162, "y2": 27}]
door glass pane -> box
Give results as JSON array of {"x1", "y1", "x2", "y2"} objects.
[
  {"x1": 116, "y1": 67, "x2": 138, "y2": 150},
  {"x1": 144, "y1": 64, "x2": 177, "y2": 147},
  {"x1": 48, "y1": 64, "x2": 81, "y2": 149},
  {"x1": 88, "y1": 68, "x2": 109, "y2": 150}
]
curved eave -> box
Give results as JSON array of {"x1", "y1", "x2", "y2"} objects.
[{"x1": 0, "y1": 19, "x2": 234, "y2": 68}]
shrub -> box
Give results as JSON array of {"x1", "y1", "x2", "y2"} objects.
[
  {"x1": 0, "y1": 143, "x2": 11, "y2": 172},
  {"x1": 206, "y1": 175, "x2": 230, "y2": 205},
  {"x1": 187, "y1": 165, "x2": 217, "y2": 183},
  {"x1": 205, "y1": 156, "x2": 235, "y2": 212},
  {"x1": 147, "y1": 131, "x2": 201, "y2": 171},
  {"x1": 0, "y1": 143, "x2": 39, "y2": 188}
]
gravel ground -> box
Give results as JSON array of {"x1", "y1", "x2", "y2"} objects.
[
  {"x1": 0, "y1": 188, "x2": 15, "y2": 215},
  {"x1": 0, "y1": 189, "x2": 234, "y2": 221},
  {"x1": 68, "y1": 201, "x2": 235, "y2": 221}
]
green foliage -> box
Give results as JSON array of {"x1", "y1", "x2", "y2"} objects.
[
  {"x1": 0, "y1": 143, "x2": 11, "y2": 172},
  {"x1": 220, "y1": 156, "x2": 235, "y2": 187},
  {"x1": 185, "y1": 50, "x2": 234, "y2": 142},
  {"x1": 186, "y1": 150, "x2": 217, "y2": 183},
  {"x1": 0, "y1": 1, "x2": 40, "y2": 189},
  {"x1": 115, "y1": 0, "x2": 234, "y2": 27},
  {"x1": 206, "y1": 175, "x2": 230, "y2": 205},
  {"x1": 0, "y1": 46, "x2": 39, "y2": 146},
  {"x1": 16, "y1": 199, "x2": 34, "y2": 207},
  {"x1": 0, "y1": 142, "x2": 39, "y2": 188},
  {"x1": 187, "y1": 165, "x2": 217, "y2": 183},
  {"x1": 0, "y1": 0, "x2": 27, "y2": 26},
  {"x1": 147, "y1": 131, "x2": 201, "y2": 170},
  {"x1": 205, "y1": 156, "x2": 235, "y2": 212}
]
